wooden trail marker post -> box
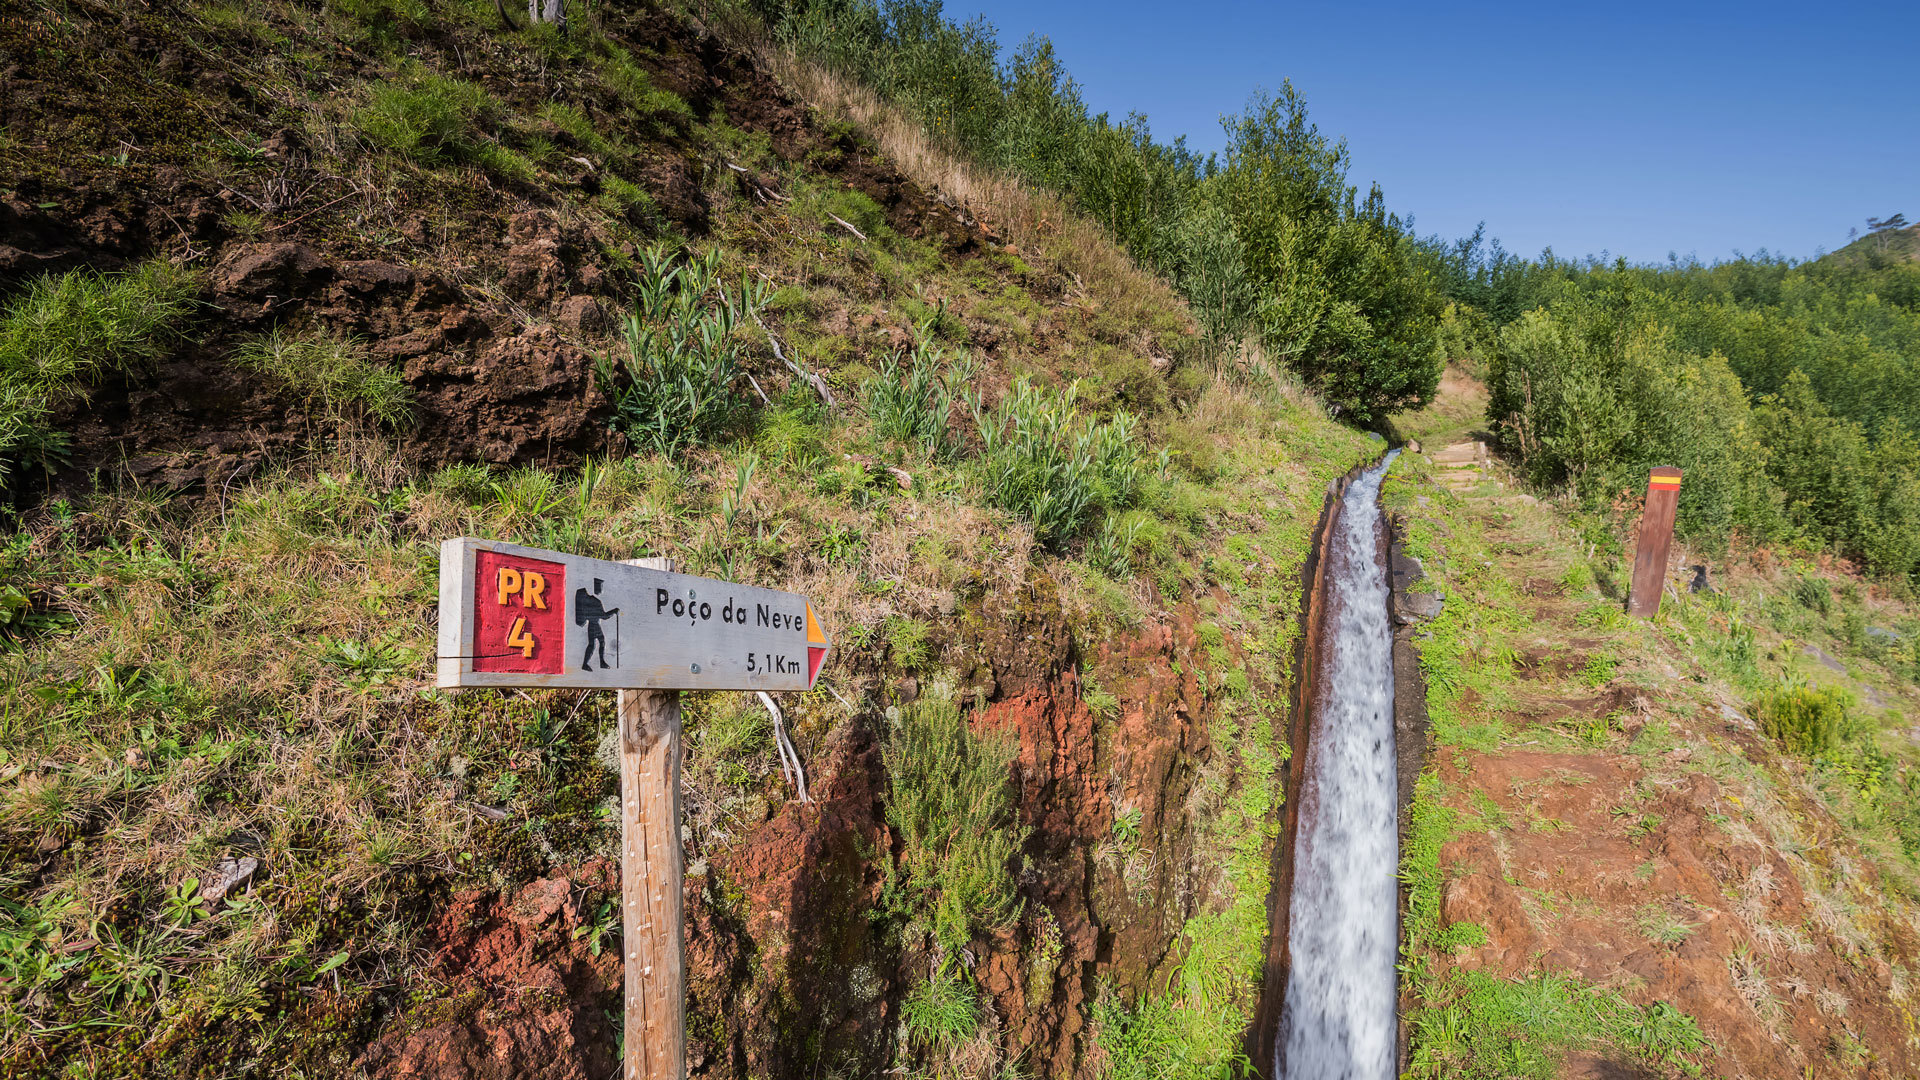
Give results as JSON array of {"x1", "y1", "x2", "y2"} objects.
[
  {"x1": 1626, "y1": 467, "x2": 1683, "y2": 618},
  {"x1": 436, "y1": 538, "x2": 831, "y2": 1079}
]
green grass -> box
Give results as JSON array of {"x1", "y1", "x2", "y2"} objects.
[
  {"x1": 0, "y1": 262, "x2": 198, "y2": 481},
  {"x1": 901, "y1": 962, "x2": 981, "y2": 1055},
  {"x1": 230, "y1": 328, "x2": 415, "y2": 428},
  {"x1": 1408, "y1": 971, "x2": 1707, "y2": 1079},
  {"x1": 355, "y1": 63, "x2": 532, "y2": 182}
]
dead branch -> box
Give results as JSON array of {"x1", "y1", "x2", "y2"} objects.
[{"x1": 752, "y1": 310, "x2": 835, "y2": 410}]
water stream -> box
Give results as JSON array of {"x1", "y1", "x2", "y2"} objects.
[{"x1": 1276, "y1": 451, "x2": 1400, "y2": 1080}]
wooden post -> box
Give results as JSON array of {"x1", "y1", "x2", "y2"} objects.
[
  {"x1": 1626, "y1": 467, "x2": 1683, "y2": 618},
  {"x1": 619, "y1": 556, "x2": 684, "y2": 1080}
]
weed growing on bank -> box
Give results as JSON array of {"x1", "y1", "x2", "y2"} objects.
[
  {"x1": 882, "y1": 697, "x2": 1024, "y2": 955},
  {"x1": 230, "y1": 328, "x2": 415, "y2": 428},
  {"x1": 0, "y1": 262, "x2": 197, "y2": 482}
]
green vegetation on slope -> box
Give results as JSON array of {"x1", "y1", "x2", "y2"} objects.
[
  {"x1": 0, "y1": 262, "x2": 197, "y2": 482},
  {"x1": 746, "y1": 0, "x2": 1446, "y2": 420},
  {"x1": 0, "y1": 1, "x2": 1386, "y2": 1069},
  {"x1": 1386, "y1": 424, "x2": 1920, "y2": 1076}
]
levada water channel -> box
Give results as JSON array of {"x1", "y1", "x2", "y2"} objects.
[{"x1": 1276, "y1": 450, "x2": 1401, "y2": 1079}]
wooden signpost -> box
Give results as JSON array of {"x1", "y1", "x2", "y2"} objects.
[
  {"x1": 437, "y1": 538, "x2": 830, "y2": 1080},
  {"x1": 1626, "y1": 467, "x2": 1683, "y2": 618}
]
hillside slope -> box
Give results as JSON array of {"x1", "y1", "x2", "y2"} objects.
[{"x1": 0, "y1": 2, "x2": 1379, "y2": 1078}]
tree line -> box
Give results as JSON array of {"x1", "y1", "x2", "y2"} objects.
[
  {"x1": 743, "y1": 0, "x2": 1446, "y2": 422},
  {"x1": 739, "y1": 0, "x2": 1917, "y2": 586},
  {"x1": 1425, "y1": 228, "x2": 1920, "y2": 586}
]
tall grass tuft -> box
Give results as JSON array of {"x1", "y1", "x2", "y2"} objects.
[
  {"x1": 970, "y1": 377, "x2": 1142, "y2": 548},
  {"x1": 601, "y1": 245, "x2": 767, "y2": 457},
  {"x1": 865, "y1": 336, "x2": 975, "y2": 459},
  {"x1": 0, "y1": 261, "x2": 197, "y2": 480},
  {"x1": 901, "y1": 962, "x2": 981, "y2": 1053},
  {"x1": 231, "y1": 328, "x2": 414, "y2": 428}
]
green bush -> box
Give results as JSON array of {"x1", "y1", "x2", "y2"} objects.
[
  {"x1": 1449, "y1": 248, "x2": 1920, "y2": 585},
  {"x1": 864, "y1": 339, "x2": 969, "y2": 458},
  {"x1": 601, "y1": 246, "x2": 767, "y2": 456},
  {"x1": 230, "y1": 328, "x2": 414, "y2": 427},
  {"x1": 883, "y1": 697, "x2": 1025, "y2": 954},
  {"x1": 1754, "y1": 680, "x2": 1861, "y2": 757},
  {"x1": 0, "y1": 262, "x2": 197, "y2": 481},
  {"x1": 1218, "y1": 87, "x2": 1444, "y2": 420},
  {"x1": 1487, "y1": 291, "x2": 1781, "y2": 543},
  {"x1": 971, "y1": 378, "x2": 1142, "y2": 548}
]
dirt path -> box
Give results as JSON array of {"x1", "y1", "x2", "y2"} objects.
[{"x1": 1393, "y1": 439, "x2": 1920, "y2": 1079}]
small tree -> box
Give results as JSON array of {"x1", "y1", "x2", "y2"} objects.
[
  {"x1": 1867, "y1": 213, "x2": 1909, "y2": 252},
  {"x1": 491, "y1": 0, "x2": 562, "y2": 30}
]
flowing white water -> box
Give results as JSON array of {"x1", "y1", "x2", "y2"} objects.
[{"x1": 1278, "y1": 451, "x2": 1400, "y2": 1080}]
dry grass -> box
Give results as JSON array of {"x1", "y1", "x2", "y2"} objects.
[{"x1": 761, "y1": 51, "x2": 1193, "y2": 343}]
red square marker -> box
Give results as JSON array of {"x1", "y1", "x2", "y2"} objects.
[{"x1": 473, "y1": 550, "x2": 566, "y2": 674}]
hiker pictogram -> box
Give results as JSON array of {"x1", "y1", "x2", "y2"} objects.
[{"x1": 575, "y1": 578, "x2": 621, "y2": 671}]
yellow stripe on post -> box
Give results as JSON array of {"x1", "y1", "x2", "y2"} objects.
[{"x1": 1628, "y1": 468, "x2": 1684, "y2": 617}]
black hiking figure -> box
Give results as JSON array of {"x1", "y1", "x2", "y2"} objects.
[{"x1": 575, "y1": 579, "x2": 619, "y2": 671}]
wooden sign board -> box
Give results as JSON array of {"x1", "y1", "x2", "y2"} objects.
[{"x1": 436, "y1": 537, "x2": 829, "y2": 692}]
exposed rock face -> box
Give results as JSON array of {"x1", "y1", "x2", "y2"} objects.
[
  {"x1": 361, "y1": 868, "x2": 623, "y2": 1080},
  {"x1": 692, "y1": 729, "x2": 895, "y2": 1079}
]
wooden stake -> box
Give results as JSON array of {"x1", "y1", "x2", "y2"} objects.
[
  {"x1": 1626, "y1": 467, "x2": 1683, "y2": 618},
  {"x1": 619, "y1": 557, "x2": 684, "y2": 1080}
]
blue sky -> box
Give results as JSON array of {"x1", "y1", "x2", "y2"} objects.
[{"x1": 946, "y1": 0, "x2": 1914, "y2": 264}]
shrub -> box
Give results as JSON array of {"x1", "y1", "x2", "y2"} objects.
[
  {"x1": 1791, "y1": 575, "x2": 1833, "y2": 615},
  {"x1": 970, "y1": 377, "x2": 1143, "y2": 548},
  {"x1": 601, "y1": 246, "x2": 767, "y2": 456},
  {"x1": 883, "y1": 697, "x2": 1025, "y2": 953},
  {"x1": 865, "y1": 339, "x2": 969, "y2": 458},
  {"x1": 230, "y1": 328, "x2": 414, "y2": 427},
  {"x1": 1487, "y1": 292, "x2": 1781, "y2": 542},
  {"x1": 1219, "y1": 86, "x2": 1444, "y2": 420},
  {"x1": 1755, "y1": 680, "x2": 1861, "y2": 757}
]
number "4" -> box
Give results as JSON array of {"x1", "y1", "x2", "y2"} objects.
[{"x1": 506, "y1": 617, "x2": 537, "y2": 659}]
